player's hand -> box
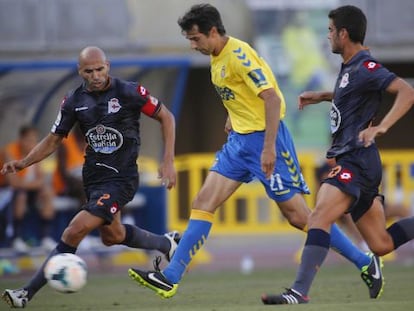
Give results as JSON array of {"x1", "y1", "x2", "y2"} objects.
[
  {"x1": 261, "y1": 148, "x2": 276, "y2": 180},
  {"x1": 158, "y1": 161, "x2": 177, "y2": 190},
  {"x1": 358, "y1": 126, "x2": 387, "y2": 147},
  {"x1": 298, "y1": 91, "x2": 322, "y2": 110},
  {"x1": 1, "y1": 160, "x2": 25, "y2": 175}
]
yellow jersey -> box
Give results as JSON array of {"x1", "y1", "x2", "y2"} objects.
[{"x1": 211, "y1": 36, "x2": 286, "y2": 134}]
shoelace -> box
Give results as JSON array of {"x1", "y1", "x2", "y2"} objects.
[{"x1": 153, "y1": 256, "x2": 162, "y2": 272}]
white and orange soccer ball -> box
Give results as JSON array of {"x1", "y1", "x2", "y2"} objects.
[{"x1": 44, "y1": 253, "x2": 87, "y2": 293}]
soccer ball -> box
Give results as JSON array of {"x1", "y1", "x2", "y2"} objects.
[{"x1": 44, "y1": 253, "x2": 87, "y2": 293}]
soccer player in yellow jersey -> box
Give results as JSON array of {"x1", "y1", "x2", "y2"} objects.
[
  {"x1": 210, "y1": 35, "x2": 286, "y2": 135},
  {"x1": 129, "y1": 3, "x2": 382, "y2": 299}
]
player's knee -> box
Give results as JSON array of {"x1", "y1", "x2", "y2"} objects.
[
  {"x1": 285, "y1": 213, "x2": 307, "y2": 230},
  {"x1": 307, "y1": 207, "x2": 337, "y2": 230},
  {"x1": 278, "y1": 205, "x2": 308, "y2": 230},
  {"x1": 191, "y1": 195, "x2": 216, "y2": 213}
]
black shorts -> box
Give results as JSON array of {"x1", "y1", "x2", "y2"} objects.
[
  {"x1": 323, "y1": 145, "x2": 382, "y2": 222},
  {"x1": 82, "y1": 178, "x2": 138, "y2": 225}
]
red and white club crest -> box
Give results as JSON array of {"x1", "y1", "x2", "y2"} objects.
[
  {"x1": 138, "y1": 85, "x2": 149, "y2": 97},
  {"x1": 108, "y1": 98, "x2": 121, "y2": 113},
  {"x1": 110, "y1": 203, "x2": 119, "y2": 214},
  {"x1": 339, "y1": 169, "x2": 353, "y2": 183},
  {"x1": 363, "y1": 61, "x2": 381, "y2": 72}
]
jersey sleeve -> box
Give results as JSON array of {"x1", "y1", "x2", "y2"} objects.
[
  {"x1": 136, "y1": 84, "x2": 162, "y2": 117},
  {"x1": 360, "y1": 60, "x2": 397, "y2": 92},
  {"x1": 51, "y1": 93, "x2": 77, "y2": 136},
  {"x1": 232, "y1": 46, "x2": 273, "y2": 96}
]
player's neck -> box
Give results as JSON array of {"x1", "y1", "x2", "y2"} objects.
[
  {"x1": 342, "y1": 43, "x2": 366, "y2": 64},
  {"x1": 213, "y1": 35, "x2": 229, "y2": 56}
]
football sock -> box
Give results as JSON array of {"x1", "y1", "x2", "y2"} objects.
[
  {"x1": 387, "y1": 216, "x2": 414, "y2": 249},
  {"x1": 163, "y1": 210, "x2": 214, "y2": 283},
  {"x1": 292, "y1": 228, "x2": 330, "y2": 296},
  {"x1": 122, "y1": 224, "x2": 169, "y2": 254},
  {"x1": 330, "y1": 223, "x2": 370, "y2": 269},
  {"x1": 25, "y1": 240, "x2": 76, "y2": 300}
]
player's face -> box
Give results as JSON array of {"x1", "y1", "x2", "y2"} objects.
[
  {"x1": 78, "y1": 58, "x2": 110, "y2": 92},
  {"x1": 328, "y1": 19, "x2": 342, "y2": 54},
  {"x1": 184, "y1": 25, "x2": 214, "y2": 56}
]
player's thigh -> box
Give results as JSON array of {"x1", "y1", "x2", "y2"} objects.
[
  {"x1": 193, "y1": 171, "x2": 241, "y2": 213},
  {"x1": 309, "y1": 183, "x2": 353, "y2": 230},
  {"x1": 62, "y1": 210, "x2": 104, "y2": 245}
]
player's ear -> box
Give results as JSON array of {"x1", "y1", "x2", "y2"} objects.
[
  {"x1": 339, "y1": 28, "x2": 348, "y2": 40},
  {"x1": 209, "y1": 26, "x2": 218, "y2": 37}
]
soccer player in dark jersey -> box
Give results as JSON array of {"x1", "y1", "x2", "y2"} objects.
[
  {"x1": 262, "y1": 5, "x2": 414, "y2": 304},
  {"x1": 1, "y1": 46, "x2": 180, "y2": 308},
  {"x1": 128, "y1": 3, "x2": 384, "y2": 300}
]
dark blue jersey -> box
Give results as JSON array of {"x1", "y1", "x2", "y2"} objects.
[
  {"x1": 327, "y1": 50, "x2": 396, "y2": 158},
  {"x1": 51, "y1": 77, "x2": 162, "y2": 186}
]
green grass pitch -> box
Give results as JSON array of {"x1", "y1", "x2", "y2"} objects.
[{"x1": 1, "y1": 263, "x2": 413, "y2": 310}]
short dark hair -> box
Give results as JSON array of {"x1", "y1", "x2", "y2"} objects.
[
  {"x1": 178, "y1": 3, "x2": 226, "y2": 36},
  {"x1": 328, "y1": 5, "x2": 367, "y2": 44}
]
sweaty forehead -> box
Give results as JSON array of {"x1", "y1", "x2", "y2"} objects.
[
  {"x1": 184, "y1": 25, "x2": 203, "y2": 38},
  {"x1": 79, "y1": 59, "x2": 106, "y2": 70}
]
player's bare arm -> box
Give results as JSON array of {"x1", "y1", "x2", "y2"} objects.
[
  {"x1": 260, "y1": 88, "x2": 280, "y2": 179},
  {"x1": 1, "y1": 133, "x2": 63, "y2": 175},
  {"x1": 153, "y1": 104, "x2": 177, "y2": 189},
  {"x1": 358, "y1": 77, "x2": 414, "y2": 147},
  {"x1": 298, "y1": 91, "x2": 333, "y2": 110}
]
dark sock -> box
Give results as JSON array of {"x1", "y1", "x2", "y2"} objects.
[
  {"x1": 387, "y1": 216, "x2": 414, "y2": 249},
  {"x1": 25, "y1": 240, "x2": 77, "y2": 300},
  {"x1": 292, "y1": 228, "x2": 330, "y2": 297},
  {"x1": 121, "y1": 224, "x2": 169, "y2": 253}
]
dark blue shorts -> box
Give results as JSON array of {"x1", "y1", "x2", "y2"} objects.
[
  {"x1": 211, "y1": 121, "x2": 310, "y2": 202},
  {"x1": 82, "y1": 178, "x2": 138, "y2": 224},
  {"x1": 323, "y1": 145, "x2": 382, "y2": 221}
]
